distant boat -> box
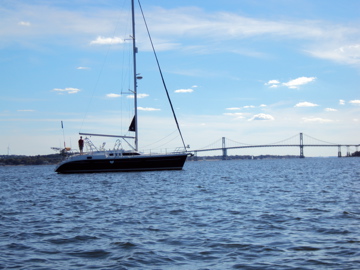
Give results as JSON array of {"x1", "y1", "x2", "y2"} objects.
[{"x1": 55, "y1": 0, "x2": 191, "y2": 173}]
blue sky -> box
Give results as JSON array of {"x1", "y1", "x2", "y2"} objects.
[{"x1": 1, "y1": 0, "x2": 360, "y2": 156}]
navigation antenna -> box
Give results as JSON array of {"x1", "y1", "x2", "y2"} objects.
[{"x1": 61, "y1": 121, "x2": 66, "y2": 149}]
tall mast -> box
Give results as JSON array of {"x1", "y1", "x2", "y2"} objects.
[{"x1": 131, "y1": 0, "x2": 138, "y2": 151}]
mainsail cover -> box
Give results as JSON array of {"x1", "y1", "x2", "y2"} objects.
[{"x1": 128, "y1": 116, "x2": 136, "y2": 132}]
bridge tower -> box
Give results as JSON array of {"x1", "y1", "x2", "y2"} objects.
[
  {"x1": 222, "y1": 137, "x2": 227, "y2": 160},
  {"x1": 300, "y1": 133, "x2": 305, "y2": 158}
]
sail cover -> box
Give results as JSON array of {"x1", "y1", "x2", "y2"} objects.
[{"x1": 128, "y1": 116, "x2": 136, "y2": 132}]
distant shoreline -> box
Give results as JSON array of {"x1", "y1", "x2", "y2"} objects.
[
  {"x1": 0, "y1": 154, "x2": 62, "y2": 166},
  {"x1": 1, "y1": 152, "x2": 358, "y2": 166}
]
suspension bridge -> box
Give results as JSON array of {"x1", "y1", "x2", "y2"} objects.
[{"x1": 191, "y1": 133, "x2": 359, "y2": 160}]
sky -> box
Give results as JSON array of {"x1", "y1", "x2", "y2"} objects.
[{"x1": 1, "y1": 0, "x2": 360, "y2": 157}]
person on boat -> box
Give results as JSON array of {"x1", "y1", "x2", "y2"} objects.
[{"x1": 78, "y1": 136, "x2": 84, "y2": 154}]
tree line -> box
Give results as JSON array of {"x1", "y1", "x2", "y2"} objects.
[
  {"x1": 0, "y1": 154, "x2": 63, "y2": 166},
  {"x1": 1, "y1": 151, "x2": 359, "y2": 166}
]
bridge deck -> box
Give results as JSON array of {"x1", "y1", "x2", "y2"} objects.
[{"x1": 193, "y1": 144, "x2": 359, "y2": 153}]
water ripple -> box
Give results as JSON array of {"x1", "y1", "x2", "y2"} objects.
[{"x1": 1, "y1": 159, "x2": 359, "y2": 269}]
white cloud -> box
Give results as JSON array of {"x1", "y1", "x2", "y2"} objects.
[
  {"x1": 309, "y1": 44, "x2": 360, "y2": 65},
  {"x1": 338, "y1": 44, "x2": 360, "y2": 64},
  {"x1": 294, "y1": 101, "x2": 319, "y2": 107},
  {"x1": 268, "y1": 80, "x2": 280, "y2": 84},
  {"x1": 77, "y1": 66, "x2": 90, "y2": 70},
  {"x1": 349, "y1": 100, "x2": 360, "y2": 105},
  {"x1": 339, "y1": 99, "x2": 345, "y2": 105},
  {"x1": 17, "y1": 109, "x2": 35, "y2": 112},
  {"x1": 127, "y1": 93, "x2": 149, "y2": 99},
  {"x1": 90, "y1": 36, "x2": 125, "y2": 45},
  {"x1": 265, "y1": 80, "x2": 280, "y2": 88},
  {"x1": 325, "y1": 108, "x2": 337, "y2": 112},
  {"x1": 226, "y1": 107, "x2": 241, "y2": 110},
  {"x1": 18, "y1": 21, "x2": 31, "y2": 26},
  {"x1": 3, "y1": 3, "x2": 360, "y2": 68},
  {"x1": 302, "y1": 117, "x2": 332, "y2": 123},
  {"x1": 106, "y1": 93, "x2": 121, "y2": 98},
  {"x1": 226, "y1": 105, "x2": 264, "y2": 111},
  {"x1": 53, "y1": 87, "x2": 80, "y2": 94},
  {"x1": 138, "y1": 107, "x2": 160, "y2": 111},
  {"x1": 266, "y1": 77, "x2": 316, "y2": 89},
  {"x1": 283, "y1": 77, "x2": 316, "y2": 89},
  {"x1": 224, "y1": 112, "x2": 246, "y2": 118},
  {"x1": 248, "y1": 113, "x2": 274, "y2": 121},
  {"x1": 174, "y1": 88, "x2": 194, "y2": 93}
]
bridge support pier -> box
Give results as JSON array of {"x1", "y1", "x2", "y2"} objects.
[
  {"x1": 346, "y1": 146, "x2": 351, "y2": 157},
  {"x1": 194, "y1": 151, "x2": 198, "y2": 161},
  {"x1": 222, "y1": 137, "x2": 227, "y2": 160},
  {"x1": 338, "y1": 145, "x2": 342, "y2": 157},
  {"x1": 300, "y1": 133, "x2": 305, "y2": 158}
]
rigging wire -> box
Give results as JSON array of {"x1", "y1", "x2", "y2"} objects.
[
  {"x1": 137, "y1": 0, "x2": 187, "y2": 151},
  {"x1": 197, "y1": 138, "x2": 223, "y2": 150},
  {"x1": 142, "y1": 130, "x2": 179, "y2": 149},
  {"x1": 79, "y1": 51, "x2": 110, "y2": 133},
  {"x1": 79, "y1": 0, "x2": 131, "y2": 135},
  {"x1": 155, "y1": 134, "x2": 184, "y2": 150},
  {"x1": 119, "y1": 13, "x2": 134, "y2": 135}
]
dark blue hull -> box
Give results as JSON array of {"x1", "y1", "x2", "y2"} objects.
[{"x1": 55, "y1": 153, "x2": 188, "y2": 174}]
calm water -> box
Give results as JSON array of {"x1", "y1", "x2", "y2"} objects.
[{"x1": 1, "y1": 158, "x2": 359, "y2": 269}]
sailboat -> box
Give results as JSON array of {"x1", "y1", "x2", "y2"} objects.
[{"x1": 55, "y1": 0, "x2": 191, "y2": 173}]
